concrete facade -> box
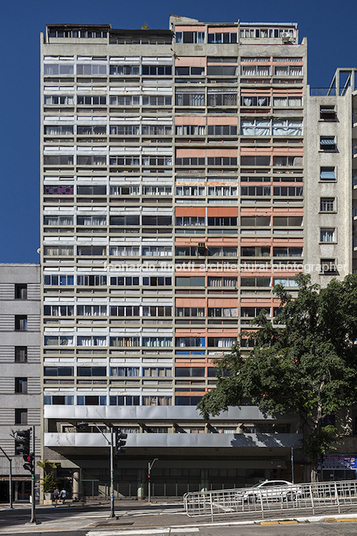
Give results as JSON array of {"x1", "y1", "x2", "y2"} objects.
[
  {"x1": 37, "y1": 18, "x2": 357, "y2": 499},
  {"x1": 0, "y1": 264, "x2": 40, "y2": 502}
]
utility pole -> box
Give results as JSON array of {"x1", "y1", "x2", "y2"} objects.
[
  {"x1": 0, "y1": 447, "x2": 13, "y2": 509},
  {"x1": 291, "y1": 447, "x2": 294, "y2": 484},
  {"x1": 147, "y1": 458, "x2": 158, "y2": 503}
]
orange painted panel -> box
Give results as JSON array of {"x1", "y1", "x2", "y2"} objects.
[
  {"x1": 206, "y1": 148, "x2": 238, "y2": 157},
  {"x1": 176, "y1": 148, "x2": 206, "y2": 157},
  {"x1": 175, "y1": 56, "x2": 206, "y2": 67},
  {"x1": 207, "y1": 207, "x2": 238, "y2": 217},
  {"x1": 175, "y1": 25, "x2": 206, "y2": 32},
  {"x1": 207, "y1": 116, "x2": 238, "y2": 125},
  {"x1": 207, "y1": 298, "x2": 238, "y2": 307},
  {"x1": 176, "y1": 298, "x2": 206, "y2": 307},
  {"x1": 175, "y1": 206, "x2": 206, "y2": 217},
  {"x1": 175, "y1": 116, "x2": 207, "y2": 125}
]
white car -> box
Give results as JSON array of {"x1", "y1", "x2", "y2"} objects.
[{"x1": 239, "y1": 480, "x2": 302, "y2": 502}]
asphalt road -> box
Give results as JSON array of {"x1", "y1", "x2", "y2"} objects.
[{"x1": 1, "y1": 503, "x2": 357, "y2": 536}]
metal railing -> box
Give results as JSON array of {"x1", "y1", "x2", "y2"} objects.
[{"x1": 184, "y1": 480, "x2": 357, "y2": 520}]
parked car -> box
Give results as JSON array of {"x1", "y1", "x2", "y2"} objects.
[{"x1": 237, "y1": 480, "x2": 303, "y2": 502}]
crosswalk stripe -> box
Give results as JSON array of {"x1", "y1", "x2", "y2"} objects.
[{"x1": 87, "y1": 528, "x2": 199, "y2": 536}]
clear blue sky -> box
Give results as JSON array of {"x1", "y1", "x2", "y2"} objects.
[{"x1": 1, "y1": 0, "x2": 356, "y2": 263}]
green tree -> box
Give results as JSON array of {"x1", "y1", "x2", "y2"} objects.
[
  {"x1": 36, "y1": 459, "x2": 58, "y2": 493},
  {"x1": 198, "y1": 274, "x2": 357, "y2": 481}
]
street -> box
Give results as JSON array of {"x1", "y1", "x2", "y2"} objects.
[{"x1": 1, "y1": 503, "x2": 357, "y2": 535}]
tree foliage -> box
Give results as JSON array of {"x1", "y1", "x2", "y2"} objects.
[{"x1": 198, "y1": 274, "x2": 357, "y2": 479}]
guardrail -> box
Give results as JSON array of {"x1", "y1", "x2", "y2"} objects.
[{"x1": 184, "y1": 480, "x2": 357, "y2": 520}]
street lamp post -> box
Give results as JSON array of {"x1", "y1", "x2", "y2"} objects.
[
  {"x1": 147, "y1": 458, "x2": 158, "y2": 503},
  {"x1": 77, "y1": 422, "x2": 115, "y2": 518}
]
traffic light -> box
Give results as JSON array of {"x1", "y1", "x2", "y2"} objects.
[
  {"x1": 115, "y1": 428, "x2": 127, "y2": 455},
  {"x1": 14, "y1": 429, "x2": 30, "y2": 456},
  {"x1": 23, "y1": 452, "x2": 35, "y2": 474}
]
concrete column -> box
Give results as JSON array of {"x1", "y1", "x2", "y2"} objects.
[{"x1": 72, "y1": 469, "x2": 80, "y2": 501}]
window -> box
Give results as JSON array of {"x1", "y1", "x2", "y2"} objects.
[
  {"x1": 176, "y1": 307, "x2": 205, "y2": 317},
  {"x1": 77, "y1": 95, "x2": 106, "y2": 105},
  {"x1": 77, "y1": 275, "x2": 106, "y2": 286},
  {"x1": 208, "y1": 32, "x2": 237, "y2": 44},
  {"x1": 15, "y1": 315, "x2": 27, "y2": 331},
  {"x1": 15, "y1": 378, "x2": 27, "y2": 394},
  {"x1": 175, "y1": 125, "x2": 206, "y2": 136},
  {"x1": 142, "y1": 215, "x2": 172, "y2": 226},
  {"x1": 142, "y1": 95, "x2": 172, "y2": 106},
  {"x1": 241, "y1": 96, "x2": 270, "y2": 107},
  {"x1": 110, "y1": 367, "x2": 139, "y2": 377},
  {"x1": 44, "y1": 185, "x2": 73, "y2": 195},
  {"x1": 44, "y1": 246, "x2": 74, "y2": 256},
  {"x1": 207, "y1": 125, "x2": 238, "y2": 136},
  {"x1": 15, "y1": 346, "x2": 27, "y2": 363},
  {"x1": 44, "y1": 63, "x2": 74, "y2": 75},
  {"x1": 320, "y1": 259, "x2": 338, "y2": 275},
  {"x1": 320, "y1": 167, "x2": 336, "y2": 180},
  {"x1": 241, "y1": 155, "x2": 270, "y2": 166},
  {"x1": 77, "y1": 395, "x2": 106, "y2": 405},
  {"x1": 320, "y1": 228, "x2": 335, "y2": 243},
  {"x1": 77, "y1": 305, "x2": 107, "y2": 316},
  {"x1": 208, "y1": 307, "x2": 238, "y2": 317},
  {"x1": 142, "y1": 337, "x2": 172, "y2": 347},
  {"x1": 44, "y1": 395, "x2": 74, "y2": 405},
  {"x1": 273, "y1": 247, "x2": 302, "y2": 257},
  {"x1": 241, "y1": 277, "x2": 271, "y2": 287},
  {"x1": 45, "y1": 125, "x2": 74, "y2": 135},
  {"x1": 176, "y1": 367, "x2": 205, "y2": 377},
  {"x1": 175, "y1": 216, "x2": 205, "y2": 227},
  {"x1": 15, "y1": 409, "x2": 27, "y2": 424},
  {"x1": 241, "y1": 216, "x2": 270, "y2": 227},
  {"x1": 273, "y1": 277, "x2": 298, "y2": 287},
  {"x1": 143, "y1": 367, "x2": 171, "y2": 377},
  {"x1": 176, "y1": 276, "x2": 205, "y2": 287},
  {"x1": 320, "y1": 136, "x2": 337, "y2": 152},
  {"x1": 241, "y1": 246, "x2": 270, "y2": 257},
  {"x1": 15, "y1": 284, "x2": 27, "y2": 300},
  {"x1": 77, "y1": 126, "x2": 106, "y2": 136},
  {"x1": 77, "y1": 337, "x2": 106, "y2": 347},
  {"x1": 273, "y1": 65, "x2": 303, "y2": 76},
  {"x1": 110, "y1": 336, "x2": 140, "y2": 347},
  {"x1": 273, "y1": 216, "x2": 303, "y2": 226},
  {"x1": 110, "y1": 276, "x2": 140, "y2": 286},
  {"x1": 175, "y1": 337, "x2": 205, "y2": 348},
  {"x1": 142, "y1": 306, "x2": 172, "y2": 317},
  {"x1": 142, "y1": 276, "x2": 172, "y2": 286},
  {"x1": 44, "y1": 367, "x2": 73, "y2": 376},
  {"x1": 44, "y1": 216, "x2": 74, "y2": 226},
  {"x1": 109, "y1": 395, "x2": 140, "y2": 406},
  {"x1": 175, "y1": 66, "x2": 205, "y2": 76},
  {"x1": 109, "y1": 95, "x2": 140, "y2": 106},
  {"x1": 241, "y1": 307, "x2": 269, "y2": 318},
  {"x1": 207, "y1": 92, "x2": 237, "y2": 107},
  {"x1": 109, "y1": 65, "x2": 140, "y2": 75},
  {"x1": 77, "y1": 63, "x2": 107, "y2": 75},
  {"x1": 320, "y1": 198, "x2": 335, "y2": 212},
  {"x1": 110, "y1": 306, "x2": 140, "y2": 317},
  {"x1": 44, "y1": 95, "x2": 74, "y2": 105},
  {"x1": 43, "y1": 155, "x2": 74, "y2": 165},
  {"x1": 320, "y1": 105, "x2": 336, "y2": 121},
  {"x1": 44, "y1": 336, "x2": 74, "y2": 346},
  {"x1": 44, "y1": 305, "x2": 74, "y2": 317},
  {"x1": 241, "y1": 65, "x2": 271, "y2": 76},
  {"x1": 77, "y1": 215, "x2": 107, "y2": 226},
  {"x1": 142, "y1": 396, "x2": 172, "y2": 406},
  {"x1": 176, "y1": 31, "x2": 205, "y2": 43},
  {"x1": 142, "y1": 65, "x2": 172, "y2": 76},
  {"x1": 77, "y1": 366, "x2": 106, "y2": 376},
  {"x1": 273, "y1": 186, "x2": 303, "y2": 197},
  {"x1": 77, "y1": 246, "x2": 106, "y2": 256},
  {"x1": 175, "y1": 92, "x2": 205, "y2": 106},
  {"x1": 272, "y1": 96, "x2": 302, "y2": 107},
  {"x1": 207, "y1": 276, "x2": 237, "y2": 288},
  {"x1": 77, "y1": 185, "x2": 106, "y2": 195}
]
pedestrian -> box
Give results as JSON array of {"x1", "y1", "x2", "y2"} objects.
[
  {"x1": 60, "y1": 488, "x2": 67, "y2": 504},
  {"x1": 53, "y1": 487, "x2": 59, "y2": 507}
]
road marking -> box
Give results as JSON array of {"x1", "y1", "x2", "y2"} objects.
[
  {"x1": 87, "y1": 529, "x2": 199, "y2": 536},
  {"x1": 336, "y1": 518, "x2": 357, "y2": 522}
]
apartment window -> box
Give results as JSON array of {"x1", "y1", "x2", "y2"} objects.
[
  {"x1": 110, "y1": 276, "x2": 139, "y2": 286},
  {"x1": 44, "y1": 336, "x2": 74, "y2": 346},
  {"x1": 176, "y1": 276, "x2": 205, "y2": 287},
  {"x1": 273, "y1": 277, "x2": 298, "y2": 287},
  {"x1": 241, "y1": 277, "x2": 271, "y2": 287},
  {"x1": 143, "y1": 367, "x2": 172, "y2": 377},
  {"x1": 175, "y1": 92, "x2": 205, "y2": 106},
  {"x1": 77, "y1": 185, "x2": 107, "y2": 195},
  {"x1": 320, "y1": 105, "x2": 336, "y2": 121},
  {"x1": 175, "y1": 66, "x2": 205, "y2": 76},
  {"x1": 77, "y1": 305, "x2": 107, "y2": 316},
  {"x1": 77, "y1": 337, "x2": 106, "y2": 347},
  {"x1": 44, "y1": 95, "x2": 74, "y2": 105},
  {"x1": 77, "y1": 275, "x2": 107, "y2": 286},
  {"x1": 44, "y1": 305, "x2": 74, "y2": 317},
  {"x1": 77, "y1": 126, "x2": 106, "y2": 136},
  {"x1": 77, "y1": 95, "x2": 106, "y2": 105},
  {"x1": 77, "y1": 215, "x2": 107, "y2": 226},
  {"x1": 45, "y1": 125, "x2": 74, "y2": 135},
  {"x1": 320, "y1": 198, "x2": 335, "y2": 212},
  {"x1": 44, "y1": 367, "x2": 73, "y2": 376},
  {"x1": 320, "y1": 259, "x2": 338, "y2": 275},
  {"x1": 77, "y1": 366, "x2": 106, "y2": 376},
  {"x1": 207, "y1": 92, "x2": 237, "y2": 107},
  {"x1": 110, "y1": 306, "x2": 140, "y2": 317},
  {"x1": 43, "y1": 395, "x2": 74, "y2": 405},
  {"x1": 320, "y1": 228, "x2": 335, "y2": 243},
  {"x1": 320, "y1": 136, "x2": 337, "y2": 152},
  {"x1": 77, "y1": 396, "x2": 107, "y2": 406},
  {"x1": 110, "y1": 367, "x2": 139, "y2": 377},
  {"x1": 77, "y1": 246, "x2": 106, "y2": 256},
  {"x1": 176, "y1": 307, "x2": 205, "y2": 317},
  {"x1": 176, "y1": 31, "x2": 205, "y2": 43},
  {"x1": 15, "y1": 346, "x2": 27, "y2": 363},
  {"x1": 320, "y1": 167, "x2": 336, "y2": 180},
  {"x1": 15, "y1": 284, "x2": 27, "y2": 300},
  {"x1": 109, "y1": 95, "x2": 140, "y2": 106},
  {"x1": 142, "y1": 306, "x2": 172, "y2": 317},
  {"x1": 77, "y1": 64, "x2": 107, "y2": 75},
  {"x1": 109, "y1": 395, "x2": 140, "y2": 406},
  {"x1": 44, "y1": 216, "x2": 74, "y2": 226},
  {"x1": 142, "y1": 276, "x2": 172, "y2": 286},
  {"x1": 208, "y1": 32, "x2": 237, "y2": 44},
  {"x1": 176, "y1": 367, "x2": 205, "y2": 377},
  {"x1": 15, "y1": 315, "x2": 27, "y2": 331},
  {"x1": 142, "y1": 95, "x2": 172, "y2": 106},
  {"x1": 109, "y1": 65, "x2": 140, "y2": 75},
  {"x1": 142, "y1": 65, "x2": 172, "y2": 76},
  {"x1": 142, "y1": 396, "x2": 172, "y2": 406},
  {"x1": 15, "y1": 409, "x2": 27, "y2": 425},
  {"x1": 241, "y1": 307, "x2": 269, "y2": 318},
  {"x1": 142, "y1": 337, "x2": 172, "y2": 347},
  {"x1": 15, "y1": 378, "x2": 27, "y2": 394},
  {"x1": 241, "y1": 246, "x2": 270, "y2": 257},
  {"x1": 241, "y1": 216, "x2": 270, "y2": 227},
  {"x1": 273, "y1": 186, "x2": 303, "y2": 196},
  {"x1": 241, "y1": 96, "x2": 270, "y2": 107},
  {"x1": 273, "y1": 247, "x2": 303, "y2": 257}
]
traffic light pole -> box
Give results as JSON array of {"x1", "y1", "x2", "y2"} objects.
[
  {"x1": 30, "y1": 425, "x2": 36, "y2": 524},
  {"x1": 110, "y1": 426, "x2": 115, "y2": 518},
  {"x1": 147, "y1": 458, "x2": 158, "y2": 503}
]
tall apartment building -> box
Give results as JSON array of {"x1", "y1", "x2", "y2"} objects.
[
  {"x1": 0, "y1": 264, "x2": 41, "y2": 502},
  {"x1": 40, "y1": 16, "x2": 316, "y2": 498}
]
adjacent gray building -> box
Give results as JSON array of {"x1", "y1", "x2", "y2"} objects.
[{"x1": 0, "y1": 264, "x2": 40, "y2": 502}]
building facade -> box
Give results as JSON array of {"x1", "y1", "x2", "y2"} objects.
[
  {"x1": 39, "y1": 17, "x2": 356, "y2": 498},
  {"x1": 0, "y1": 264, "x2": 41, "y2": 502}
]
